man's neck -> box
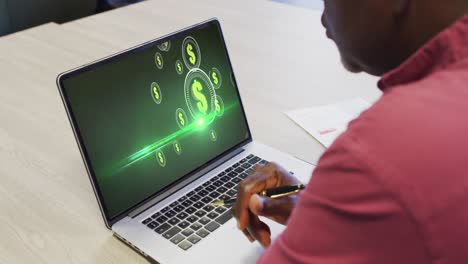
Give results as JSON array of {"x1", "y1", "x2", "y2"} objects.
[{"x1": 403, "y1": 2, "x2": 468, "y2": 63}]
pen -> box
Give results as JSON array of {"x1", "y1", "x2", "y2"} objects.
[{"x1": 210, "y1": 184, "x2": 306, "y2": 207}]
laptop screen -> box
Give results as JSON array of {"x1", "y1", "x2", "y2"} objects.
[{"x1": 59, "y1": 20, "x2": 250, "y2": 221}]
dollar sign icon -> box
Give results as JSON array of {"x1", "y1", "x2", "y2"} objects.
[
  {"x1": 178, "y1": 112, "x2": 185, "y2": 126},
  {"x1": 173, "y1": 141, "x2": 182, "y2": 155},
  {"x1": 175, "y1": 108, "x2": 188, "y2": 129},
  {"x1": 158, "y1": 41, "x2": 171, "y2": 51},
  {"x1": 156, "y1": 150, "x2": 166, "y2": 167},
  {"x1": 186, "y1": 43, "x2": 196, "y2": 65},
  {"x1": 210, "y1": 68, "x2": 222, "y2": 89},
  {"x1": 212, "y1": 72, "x2": 219, "y2": 85},
  {"x1": 153, "y1": 87, "x2": 160, "y2": 101},
  {"x1": 155, "y1": 52, "x2": 163, "y2": 69},
  {"x1": 182, "y1": 37, "x2": 200, "y2": 69},
  {"x1": 184, "y1": 69, "x2": 216, "y2": 125},
  {"x1": 175, "y1": 60, "x2": 183, "y2": 75},
  {"x1": 209, "y1": 129, "x2": 217, "y2": 142},
  {"x1": 215, "y1": 98, "x2": 221, "y2": 113},
  {"x1": 191, "y1": 79, "x2": 208, "y2": 115},
  {"x1": 214, "y1": 95, "x2": 224, "y2": 117},
  {"x1": 151, "y1": 82, "x2": 162, "y2": 104}
]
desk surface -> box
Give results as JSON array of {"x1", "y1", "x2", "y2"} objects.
[{"x1": 0, "y1": 0, "x2": 380, "y2": 262}]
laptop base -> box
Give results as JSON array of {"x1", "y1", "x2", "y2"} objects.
[{"x1": 113, "y1": 141, "x2": 314, "y2": 264}]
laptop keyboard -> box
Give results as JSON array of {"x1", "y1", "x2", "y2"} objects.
[{"x1": 141, "y1": 154, "x2": 267, "y2": 251}]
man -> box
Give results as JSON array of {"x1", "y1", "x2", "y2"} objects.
[{"x1": 233, "y1": 0, "x2": 468, "y2": 263}]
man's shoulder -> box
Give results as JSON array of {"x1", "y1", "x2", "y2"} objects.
[
  {"x1": 332, "y1": 63, "x2": 468, "y2": 198},
  {"x1": 346, "y1": 64, "x2": 468, "y2": 155},
  {"x1": 330, "y1": 66, "x2": 468, "y2": 261}
]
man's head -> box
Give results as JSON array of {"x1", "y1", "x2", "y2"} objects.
[{"x1": 321, "y1": 0, "x2": 468, "y2": 76}]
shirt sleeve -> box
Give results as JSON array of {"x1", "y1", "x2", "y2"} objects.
[{"x1": 257, "y1": 136, "x2": 429, "y2": 264}]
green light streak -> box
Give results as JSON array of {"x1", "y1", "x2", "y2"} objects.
[
  {"x1": 197, "y1": 118, "x2": 205, "y2": 126},
  {"x1": 105, "y1": 103, "x2": 237, "y2": 176}
]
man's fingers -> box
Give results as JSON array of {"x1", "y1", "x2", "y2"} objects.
[
  {"x1": 249, "y1": 194, "x2": 298, "y2": 225},
  {"x1": 249, "y1": 194, "x2": 265, "y2": 216},
  {"x1": 242, "y1": 229, "x2": 255, "y2": 242},
  {"x1": 246, "y1": 212, "x2": 271, "y2": 248},
  {"x1": 233, "y1": 162, "x2": 296, "y2": 232},
  {"x1": 250, "y1": 194, "x2": 294, "y2": 215},
  {"x1": 232, "y1": 161, "x2": 301, "y2": 244},
  {"x1": 234, "y1": 167, "x2": 267, "y2": 230},
  {"x1": 235, "y1": 169, "x2": 280, "y2": 230}
]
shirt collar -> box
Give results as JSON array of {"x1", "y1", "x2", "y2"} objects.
[{"x1": 378, "y1": 14, "x2": 468, "y2": 91}]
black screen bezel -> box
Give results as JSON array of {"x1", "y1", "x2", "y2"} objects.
[{"x1": 57, "y1": 19, "x2": 252, "y2": 227}]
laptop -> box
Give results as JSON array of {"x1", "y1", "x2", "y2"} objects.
[{"x1": 57, "y1": 19, "x2": 314, "y2": 263}]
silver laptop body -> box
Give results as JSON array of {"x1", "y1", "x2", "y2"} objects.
[{"x1": 57, "y1": 19, "x2": 314, "y2": 264}]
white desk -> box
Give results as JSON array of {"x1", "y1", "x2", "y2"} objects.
[{"x1": 0, "y1": 0, "x2": 380, "y2": 262}]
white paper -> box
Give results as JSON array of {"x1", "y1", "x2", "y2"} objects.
[{"x1": 286, "y1": 98, "x2": 371, "y2": 148}]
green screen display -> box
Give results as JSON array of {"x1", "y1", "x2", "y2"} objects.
[{"x1": 62, "y1": 21, "x2": 250, "y2": 219}]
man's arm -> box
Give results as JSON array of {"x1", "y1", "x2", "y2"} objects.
[{"x1": 258, "y1": 138, "x2": 429, "y2": 264}]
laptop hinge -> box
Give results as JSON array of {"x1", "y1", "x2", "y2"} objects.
[{"x1": 127, "y1": 146, "x2": 246, "y2": 218}]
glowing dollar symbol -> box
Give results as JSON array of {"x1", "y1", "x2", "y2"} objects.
[
  {"x1": 178, "y1": 112, "x2": 185, "y2": 126},
  {"x1": 186, "y1": 43, "x2": 196, "y2": 65},
  {"x1": 191, "y1": 79, "x2": 208, "y2": 114},
  {"x1": 157, "y1": 151, "x2": 165, "y2": 166},
  {"x1": 173, "y1": 141, "x2": 181, "y2": 155},
  {"x1": 157, "y1": 55, "x2": 162, "y2": 66},
  {"x1": 210, "y1": 130, "x2": 217, "y2": 141},
  {"x1": 212, "y1": 72, "x2": 219, "y2": 85},
  {"x1": 153, "y1": 86, "x2": 160, "y2": 101},
  {"x1": 215, "y1": 98, "x2": 221, "y2": 113}
]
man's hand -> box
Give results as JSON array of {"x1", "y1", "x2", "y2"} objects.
[{"x1": 232, "y1": 162, "x2": 301, "y2": 247}]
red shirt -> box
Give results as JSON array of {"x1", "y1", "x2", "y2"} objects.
[{"x1": 259, "y1": 15, "x2": 468, "y2": 264}]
